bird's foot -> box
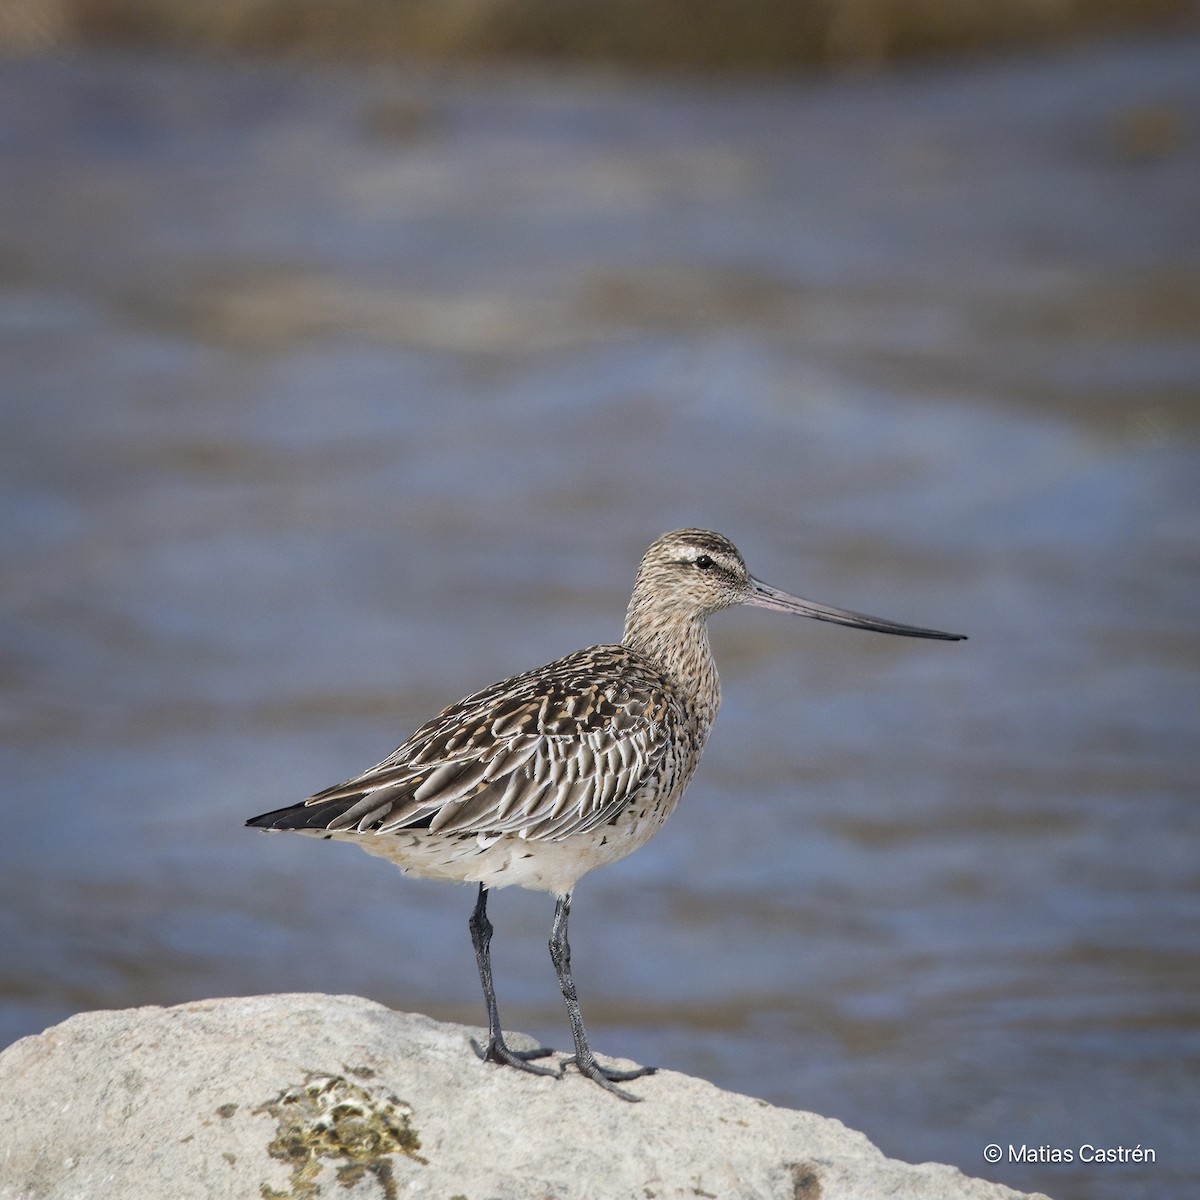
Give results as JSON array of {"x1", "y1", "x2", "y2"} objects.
[
  {"x1": 565, "y1": 1054, "x2": 657, "y2": 1102},
  {"x1": 472, "y1": 1036, "x2": 561, "y2": 1077}
]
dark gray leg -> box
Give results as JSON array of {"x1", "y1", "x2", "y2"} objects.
[
  {"x1": 549, "y1": 890, "x2": 656, "y2": 1102},
  {"x1": 468, "y1": 884, "x2": 558, "y2": 1075}
]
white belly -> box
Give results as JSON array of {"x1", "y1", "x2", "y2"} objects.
[{"x1": 300, "y1": 784, "x2": 680, "y2": 896}]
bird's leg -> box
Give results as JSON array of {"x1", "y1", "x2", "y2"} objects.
[
  {"x1": 468, "y1": 884, "x2": 558, "y2": 1075},
  {"x1": 549, "y1": 890, "x2": 656, "y2": 1102}
]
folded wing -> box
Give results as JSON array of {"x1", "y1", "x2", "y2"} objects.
[{"x1": 247, "y1": 646, "x2": 676, "y2": 843}]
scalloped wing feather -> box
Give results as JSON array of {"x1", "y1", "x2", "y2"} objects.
[{"x1": 291, "y1": 646, "x2": 678, "y2": 843}]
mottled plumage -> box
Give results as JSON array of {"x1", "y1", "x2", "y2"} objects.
[
  {"x1": 286, "y1": 647, "x2": 677, "y2": 844},
  {"x1": 248, "y1": 528, "x2": 964, "y2": 1100}
]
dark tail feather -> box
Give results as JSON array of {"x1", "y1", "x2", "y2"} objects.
[{"x1": 245, "y1": 798, "x2": 361, "y2": 832}]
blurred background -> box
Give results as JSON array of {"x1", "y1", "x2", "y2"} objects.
[{"x1": 1, "y1": 3, "x2": 1198, "y2": 1198}]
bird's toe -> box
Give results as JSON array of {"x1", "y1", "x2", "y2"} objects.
[
  {"x1": 565, "y1": 1054, "x2": 655, "y2": 1100},
  {"x1": 472, "y1": 1036, "x2": 561, "y2": 1077}
]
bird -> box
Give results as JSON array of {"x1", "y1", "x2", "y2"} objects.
[{"x1": 247, "y1": 529, "x2": 965, "y2": 1100}]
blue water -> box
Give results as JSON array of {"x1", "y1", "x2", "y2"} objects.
[{"x1": 2, "y1": 37, "x2": 1198, "y2": 1200}]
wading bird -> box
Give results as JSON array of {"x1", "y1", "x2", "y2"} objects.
[{"x1": 247, "y1": 529, "x2": 964, "y2": 1100}]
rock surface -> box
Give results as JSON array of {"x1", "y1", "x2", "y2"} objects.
[{"x1": 0, "y1": 994, "x2": 1048, "y2": 1200}]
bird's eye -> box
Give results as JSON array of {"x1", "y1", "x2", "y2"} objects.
[{"x1": 694, "y1": 555, "x2": 714, "y2": 570}]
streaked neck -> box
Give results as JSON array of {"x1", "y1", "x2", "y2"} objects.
[{"x1": 622, "y1": 602, "x2": 721, "y2": 729}]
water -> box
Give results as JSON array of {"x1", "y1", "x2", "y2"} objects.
[{"x1": 2, "y1": 37, "x2": 1198, "y2": 1200}]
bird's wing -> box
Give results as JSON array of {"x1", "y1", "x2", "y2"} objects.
[{"x1": 259, "y1": 647, "x2": 677, "y2": 843}]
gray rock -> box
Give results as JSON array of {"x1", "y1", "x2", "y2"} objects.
[{"x1": 0, "y1": 993, "x2": 1048, "y2": 1200}]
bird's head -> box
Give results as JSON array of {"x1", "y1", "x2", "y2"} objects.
[{"x1": 626, "y1": 528, "x2": 966, "y2": 640}]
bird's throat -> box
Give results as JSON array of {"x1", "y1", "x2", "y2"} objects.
[{"x1": 622, "y1": 611, "x2": 721, "y2": 732}]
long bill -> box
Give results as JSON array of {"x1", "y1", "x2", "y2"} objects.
[{"x1": 745, "y1": 578, "x2": 966, "y2": 641}]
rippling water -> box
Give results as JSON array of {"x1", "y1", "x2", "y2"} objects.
[{"x1": 2, "y1": 36, "x2": 1198, "y2": 1200}]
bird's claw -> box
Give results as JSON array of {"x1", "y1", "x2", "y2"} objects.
[
  {"x1": 472, "y1": 1036, "x2": 561, "y2": 1077},
  {"x1": 564, "y1": 1054, "x2": 656, "y2": 1101}
]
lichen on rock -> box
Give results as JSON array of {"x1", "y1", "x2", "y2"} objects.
[{"x1": 255, "y1": 1070, "x2": 424, "y2": 1200}]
